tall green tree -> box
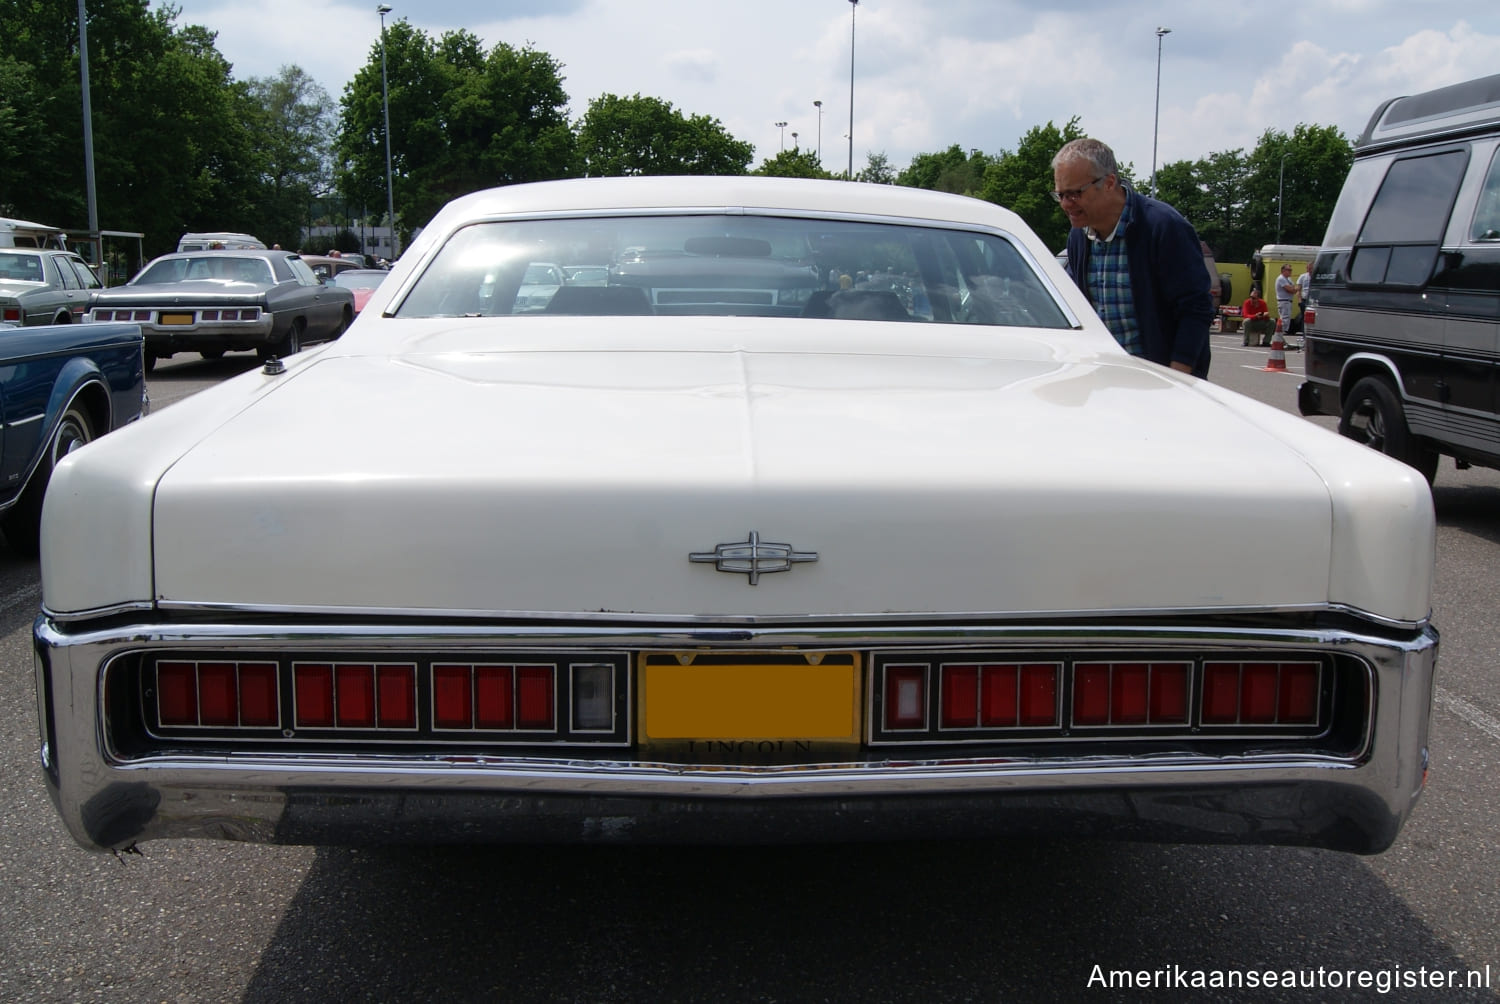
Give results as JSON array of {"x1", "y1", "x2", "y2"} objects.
[
  {"x1": 856, "y1": 151, "x2": 896, "y2": 184},
  {"x1": 0, "y1": 0, "x2": 261, "y2": 253},
  {"x1": 336, "y1": 23, "x2": 575, "y2": 248},
  {"x1": 1155, "y1": 150, "x2": 1252, "y2": 262},
  {"x1": 245, "y1": 66, "x2": 335, "y2": 251},
  {"x1": 575, "y1": 93, "x2": 753, "y2": 177},
  {"x1": 896, "y1": 145, "x2": 993, "y2": 195},
  {"x1": 754, "y1": 148, "x2": 835, "y2": 179},
  {"x1": 1241, "y1": 124, "x2": 1354, "y2": 249},
  {"x1": 976, "y1": 118, "x2": 1086, "y2": 252}
]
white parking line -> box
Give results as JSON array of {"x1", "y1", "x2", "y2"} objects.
[{"x1": 1435, "y1": 687, "x2": 1500, "y2": 743}]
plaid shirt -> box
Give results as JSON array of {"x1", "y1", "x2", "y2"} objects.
[{"x1": 1085, "y1": 196, "x2": 1142, "y2": 356}]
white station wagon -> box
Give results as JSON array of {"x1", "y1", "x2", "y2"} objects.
[{"x1": 34, "y1": 177, "x2": 1437, "y2": 854}]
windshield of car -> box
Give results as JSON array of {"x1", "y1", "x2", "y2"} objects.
[
  {"x1": 394, "y1": 215, "x2": 1070, "y2": 327},
  {"x1": 136, "y1": 256, "x2": 273, "y2": 285},
  {"x1": 0, "y1": 252, "x2": 44, "y2": 284}
]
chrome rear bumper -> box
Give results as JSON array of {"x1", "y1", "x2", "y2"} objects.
[{"x1": 34, "y1": 616, "x2": 1438, "y2": 855}]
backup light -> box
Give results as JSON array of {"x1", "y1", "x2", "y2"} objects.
[{"x1": 885, "y1": 665, "x2": 927, "y2": 730}]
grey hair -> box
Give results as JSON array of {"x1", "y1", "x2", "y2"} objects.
[{"x1": 1051, "y1": 138, "x2": 1119, "y2": 178}]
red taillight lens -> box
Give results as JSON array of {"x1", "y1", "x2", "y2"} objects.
[
  {"x1": 197, "y1": 662, "x2": 237, "y2": 726},
  {"x1": 157, "y1": 660, "x2": 282, "y2": 728},
  {"x1": 1018, "y1": 664, "x2": 1059, "y2": 726},
  {"x1": 1074, "y1": 662, "x2": 1192, "y2": 726},
  {"x1": 200, "y1": 309, "x2": 220, "y2": 321},
  {"x1": 1202, "y1": 661, "x2": 1322, "y2": 725},
  {"x1": 1150, "y1": 664, "x2": 1189, "y2": 723},
  {"x1": 980, "y1": 665, "x2": 1018, "y2": 725},
  {"x1": 885, "y1": 665, "x2": 927, "y2": 730},
  {"x1": 377, "y1": 666, "x2": 416, "y2": 729},
  {"x1": 433, "y1": 664, "x2": 473, "y2": 729},
  {"x1": 1241, "y1": 663, "x2": 1279, "y2": 722},
  {"x1": 475, "y1": 665, "x2": 514, "y2": 729},
  {"x1": 517, "y1": 666, "x2": 554, "y2": 729},
  {"x1": 1279, "y1": 664, "x2": 1320, "y2": 723},
  {"x1": 1302, "y1": 307, "x2": 1315, "y2": 327},
  {"x1": 1073, "y1": 663, "x2": 1111, "y2": 725},
  {"x1": 157, "y1": 661, "x2": 198, "y2": 725},
  {"x1": 294, "y1": 664, "x2": 335, "y2": 727},
  {"x1": 336, "y1": 664, "x2": 376, "y2": 727},
  {"x1": 239, "y1": 663, "x2": 279, "y2": 726},
  {"x1": 940, "y1": 665, "x2": 979, "y2": 728}
]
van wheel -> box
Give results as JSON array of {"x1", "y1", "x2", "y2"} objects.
[{"x1": 1338, "y1": 376, "x2": 1439, "y2": 483}]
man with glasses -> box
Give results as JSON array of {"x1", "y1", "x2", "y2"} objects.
[{"x1": 1052, "y1": 138, "x2": 1213, "y2": 378}]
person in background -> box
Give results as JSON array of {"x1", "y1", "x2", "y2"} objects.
[
  {"x1": 1287, "y1": 260, "x2": 1313, "y2": 348},
  {"x1": 1274, "y1": 263, "x2": 1297, "y2": 341},
  {"x1": 1241, "y1": 285, "x2": 1272, "y2": 347},
  {"x1": 1052, "y1": 137, "x2": 1213, "y2": 378}
]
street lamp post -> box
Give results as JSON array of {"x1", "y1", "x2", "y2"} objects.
[
  {"x1": 813, "y1": 100, "x2": 823, "y2": 166},
  {"x1": 1151, "y1": 26, "x2": 1171, "y2": 198},
  {"x1": 791, "y1": 131, "x2": 798, "y2": 150},
  {"x1": 1278, "y1": 151, "x2": 1291, "y2": 244},
  {"x1": 848, "y1": 0, "x2": 858, "y2": 180},
  {"x1": 377, "y1": 4, "x2": 399, "y2": 261},
  {"x1": 775, "y1": 121, "x2": 788, "y2": 151}
]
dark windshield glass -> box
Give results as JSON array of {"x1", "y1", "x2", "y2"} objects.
[{"x1": 395, "y1": 215, "x2": 1069, "y2": 328}]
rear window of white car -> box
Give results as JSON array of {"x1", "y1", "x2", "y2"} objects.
[{"x1": 395, "y1": 215, "x2": 1070, "y2": 327}]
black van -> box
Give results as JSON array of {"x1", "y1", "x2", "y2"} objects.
[{"x1": 1298, "y1": 73, "x2": 1500, "y2": 482}]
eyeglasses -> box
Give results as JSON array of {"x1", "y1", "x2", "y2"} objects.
[{"x1": 1050, "y1": 177, "x2": 1105, "y2": 203}]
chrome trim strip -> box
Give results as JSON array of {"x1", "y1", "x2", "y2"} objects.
[{"x1": 43, "y1": 598, "x2": 1430, "y2": 633}]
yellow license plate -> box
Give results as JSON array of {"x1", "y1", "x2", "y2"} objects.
[
  {"x1": 159, "y1": 312, "x2": 194, "y2": 325},
  {"x1": 641, "y1": 652, "x2": 861, "y2": 744}
]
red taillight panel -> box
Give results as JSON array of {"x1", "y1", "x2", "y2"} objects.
[
  {"x1": 2, "y1": 306, "x2": 21, "y2": 322},
  {"x1": 1074, "y1": 661, "x2": 1192, "y2": 728},
  {"x1": 156, "y1": 660, "x2": 282, "y2": 729},
  {"x1": 1201, "y1": 661, "x2": 1323, "y2": 725},
  {"x1": 144, "y1": 655, "x2": 624, "y2": 744},
  {"x1": 157, "y1": 661, "x2": 198, "y2": 725},
  {"x1": 940, "y1": 665, "x2": 979, "y2": 728},
  {"x1": 295, "y1": 664, "x2": 335, "y2": 727},
  {"x1": 336, "y1": 665, "x2": 376, "y2": 727},
  {"x1": 432, "y1": 664, "x2": 472, "y2": 729},
  {"x1": 239, "y1": 663, "x2": 280, "y2": 726}
]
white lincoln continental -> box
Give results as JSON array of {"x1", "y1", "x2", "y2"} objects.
[{"x1": 34, "y1": 177, "x2": 1437, "y2": 854}]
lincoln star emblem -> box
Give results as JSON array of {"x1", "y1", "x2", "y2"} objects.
[{"x1": 690, "y1": 531, "x2": 818, "y2": 585}]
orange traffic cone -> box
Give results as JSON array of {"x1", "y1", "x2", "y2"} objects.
[{"x1": 1264, "y1": 319, "x2": 1287, "y2": 371}]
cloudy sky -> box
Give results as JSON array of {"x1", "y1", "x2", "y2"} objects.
[{"x1": 166, "y1": 0, "x2": 1496, "y2": 180}]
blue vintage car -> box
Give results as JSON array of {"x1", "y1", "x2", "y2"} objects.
[{"x1": 0, "y1": 321, "x2": 146, "y2": 555}]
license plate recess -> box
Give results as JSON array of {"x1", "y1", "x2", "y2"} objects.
[{"x1": 640, "y1": 651, "x2": 861, "y2": 747}]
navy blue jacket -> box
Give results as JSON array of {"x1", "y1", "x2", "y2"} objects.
[{"x1": 1065, "y1": 188, "x2": 1214, "y2": 378}]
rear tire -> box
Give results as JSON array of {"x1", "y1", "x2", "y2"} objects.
[
  {"x1": 259, "y1": 319, "x2": 303, "y2": 361},
  {"x1": 1, "y1": 403, "x2": 95, "y2": 557},
  {"x1": 1338, "y1": 376, "x2": 1439, "y2": 483}
]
